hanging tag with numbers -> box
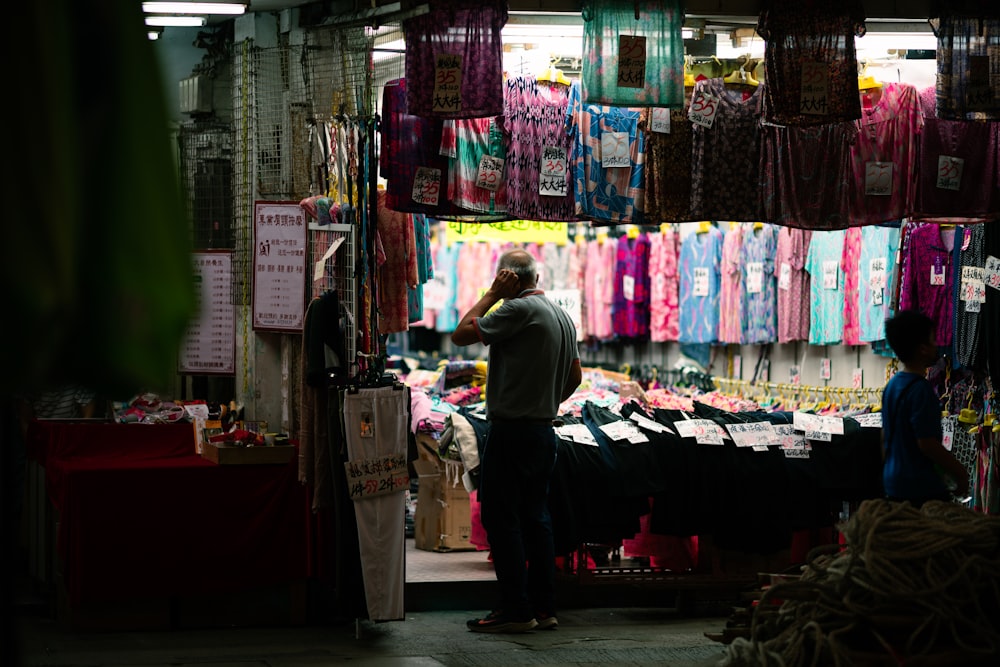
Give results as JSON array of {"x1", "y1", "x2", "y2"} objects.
[
  {"x1": 852, "y1": 368, "x2": 863, "y2": 389},
  {"x1": 746, "y1": 262, "x2": 764, "y2": 294},
  {"x1": 789, "y1": 365, "x2": 801, "y2": 385},
  {"x1": 870, "y1": 256, "x2": 886, "y2": 305},
  {"x1": 936, "y1": 155, "x2": 964, "y2": 191},
  {"x1": 601, "y1": 131, "x2": 630, "y2": 168},
  {"x1": 411, "y1": 167, "x2": 442, "y2": 206},
  {"x1": 985, "y1": 256, "x2": 1000, "y2": 290},
  {"x1": 822, "y1": 260, "x2": 839, "y2": 290},
  {"x1": 432, "y1": 53, "x2": 462, "y2": 113},
  {"x1": 617, "y1": 34, "x2": 647, "y2": 88},
  {"x1": 539, "y1": 145, "x2": 567, "y2": 197},
  {"x1": 930, "y1": 257, "x2": 946, "y2": 286},
  {"x1": 820, "y1": 358, "x2": 832, "y2": 381},
  {"x1": 942, "y1": 418, "x2": 954, "y2": 451},
  {"x1": 778, "y1": 262, "x2": 792, "y2": 291},
  {"x1": 865, "y1": 161, "x2": 893, "y2": 196},
  {"x1": 475, "y1": 155, "x2": 504, "y2": 192},
  {"x1": 966, "y1": 298, "x2": 982, "y2": 313},
  {"x1": 799, "y1": 61, "x2": 829, "y2": 115},
  {"x1": 650, "y1": 108, "x2": 671, "y2": 133},
  {"x1": 623, "y1": 274, "x2": 636, "y2": 301},
  {"x1": 693, "y1": 267, "x2": 709, "y2": 297},
  {"x1": 688, "y1": 90, "x2": 720, "y2": 129}
]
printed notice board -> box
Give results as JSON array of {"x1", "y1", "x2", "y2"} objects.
[
  {"x1": 253, "y1": 201, "x2": 307, "y2": 332},
  {"x1": 179, "y1": 250, "x2": 236, "y2": 375}
]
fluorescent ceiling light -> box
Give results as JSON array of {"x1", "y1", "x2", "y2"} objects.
[
  {"x1": 143, "y1": 2, "x2": 245, "y2": 14},
  {"x1": 145, "y1": 15, "x2": 208, "y2": 27},
  {"x1": 682, "y1": 28, "x2": 695, "y2": 39}
]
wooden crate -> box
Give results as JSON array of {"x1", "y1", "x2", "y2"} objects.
[{"x1": 202, "y1": 442, "x2": 295, "y2": 465}]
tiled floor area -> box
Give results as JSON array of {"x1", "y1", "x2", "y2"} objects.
[{"x1": 405, "y1": 537, "x2": 495, "y2": 582}]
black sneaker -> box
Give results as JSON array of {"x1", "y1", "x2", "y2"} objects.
[
  {"x1": 467, "y1": 610, "x2": 538, "y2": 633},
  {"x1": 535, "y1": 611, "x2": 558, "y2": 630}
]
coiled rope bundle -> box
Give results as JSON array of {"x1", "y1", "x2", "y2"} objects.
[{"x1": 722, "y1": 499, "x2": 1000, "y2": 667}]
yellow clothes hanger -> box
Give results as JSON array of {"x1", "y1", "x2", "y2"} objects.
[
  {"x1": 696, "y1": 221, "x2": 712, "y2": 234},
  {"x1": 857, "y1": 62, "x2": 882, "y2": 91},
  {"x1": 626, "y1": 224, "x2": 640, "y2": 239},
  {"x1": 724, "y1": 57, "x2": 759, "y2": 87},
  {"x1": 537, "y1": 58, "x2": 571, "y2": 86}
]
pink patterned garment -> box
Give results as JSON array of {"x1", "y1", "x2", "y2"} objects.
[
  {"x1": 840, "y1": 227, "x2": 863, "y2": 345},
  {"x1": 648, "y1": 229, "x2": 680, "y2": 342},
  {"x1": 569, "y1": 241, "x2": 589, "y2": 338},
  {"x1": 376, "y1": 190, "x2": 418, "y2": 334},
  {"x1": 718, "y1": 224, "x2": 745, "y2": 345},
  {"x1": 774, "y1": 227, "x2": 812, "y2": 343},
  {"x1": 849, "y1": 82, "x2": 924, "y2": 225},
  {"x1": 584, "y1": 238, "x2": 617, "y2": 340},
  {"x1": 455, "y1": 242, "x2": 497, "y2": 319}
]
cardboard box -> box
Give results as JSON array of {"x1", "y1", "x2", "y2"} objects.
[
  {"x1": 413, "y1": 458, "x2": 474, "y2": 552},
  {"x1": 202, "y1": 442, "x2": 295, "y2": 465}
]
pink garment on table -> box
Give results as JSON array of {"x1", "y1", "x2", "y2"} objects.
[
  {"x1": 377, "y1": 190, "x2": 419, "y2": 334},
  {"x1": 849, "y1": 82, "x2": 924, "y2": 225},
  {"x1": 841, "y1": 227, "x2": 863, "y2": 345},
  {"x1": 774, "y1": 227, "x2": 812, "y2": 343},
  {"x1": 584, "y1": 238, "x2": 617, "y2": 340},
  {"x1": 648, "y1": 229, "x2": 680, "y2": 342},
  {"x1": 409, "y1": 388, "x2": 433, "y2": 434},
  {"x1": 718, "y1": 224, "x2": 745, "y2": 345}
]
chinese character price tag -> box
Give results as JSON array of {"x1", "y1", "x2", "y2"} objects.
[
  {"x1": 411, "y1": 166, "x2": 442, "y2": 206},
  {"x1": 539, "y1": 145, "x2": 567, "y2": 197},
  {"x1": 865, "y1": 161, "x2": 894, "y2": 196},
  {"x1": 930, "y1": 258, "x2": 946, "y2": 286},
  {"x1": 799, "y1": 61, "x2": 829, "y2": 115},
  {"x1": 985, "y1": 256, "x2": 1000, "y2": 290},
  {"x1": 650, "y1": 107, "x2": 671, "y2": 133},
  {"x1": 693, "y1": 267, "x2": 709, "y2": 297},
  {"x1": 617, "y1": 34, "x2": 646, "y2": 88},
  {"x1": 778, "y1": 262, "x2": 792, "y2": 291},
  {"x1": 599, "y1": 420, "x2": 649, "y2": 444},
  {"x1": 852, "y1": 368, "x2": 864, "y2": 389},
  {"x1": 432, "y1": 53, "x2": 462, "y2": 113},
  {"x1": 936, "y1": 155, "x2": 964, "y2": 191},
  {"x1": 725, "y1": 422, "x2": 777, "y2": 448},
  {"x1": 822, "y1": 260, "x2": 839, "y2": 290},
  {"x1": 601, "y1": 131, "x2": 630, "y2": 168},
  {"x1": 688, "y1": 90, "x2": 720, "y2": 129},
  {"x1": 622, "y1": 274, "x2": 636, "y2": 301},
  {"x1": 628, "y1": 411, "x2": 673, "y2": 434},
  {"x1": 853, "y1": 413, "x2": 883, "y2": 429},
  {"x1": 476, "y1": 155, "x2": 504, "y2": 192},
  {"x1": 345, "y1": 453, "x2": 410, "y2": 501},
  {"x1": 673, "y1": 418, "x2": 725, "y2": 445},
  {"x1": 746, "y1": 261, "x2": 763, "y2": 294},
  {"x1": 820, "y1": 358, "x2": 832, "y2": 381},
  {"x1": 556, "y1": 423, "x2": 598, "y2": 446},
  {"x1": 794, "y1": 411, "x2": 844, "y2": 435}
]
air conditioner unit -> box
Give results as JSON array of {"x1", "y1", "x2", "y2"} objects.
[{"x1": 179, "y1": 74, "x2": 214, "y2": 115}]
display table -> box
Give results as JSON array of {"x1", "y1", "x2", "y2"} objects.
[{"x1": 26, "y1": 420, "x2": 309, "y2": 627}]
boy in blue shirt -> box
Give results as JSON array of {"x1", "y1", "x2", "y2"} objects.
[{"x1": 882, "y1": 311, "x2": 968, "y2": 507}]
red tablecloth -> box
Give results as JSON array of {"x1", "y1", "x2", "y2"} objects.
[{"x1": 27, "y1": 421, "x2": 308, "y2": 606}]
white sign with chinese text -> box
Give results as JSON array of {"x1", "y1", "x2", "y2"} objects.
[
  {"x1": 180, "y1": 251, "x2": 236, "y2": 374},
  {"x1": 253, "y1": 201, "x2": 307, "y2": 332}
]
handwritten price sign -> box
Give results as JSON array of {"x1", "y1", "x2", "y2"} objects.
[
  {"x1": 601, "y1": 131, "x2": 630, "y2": 168},
  {"x1": 539, "y1": 145, "x2": 568, "y2": 197},
  {"x1": 433, "y1": 53, "x2": 462, "y2": 113},
  {"x1": 650, "y1": 108, "x2": 671, "y2": 133},
  {"x1": 799, "y1": 61, "x2": 829, "y2": 115},
  {"x1": 689, "y1": 90, "x2": 720, "y2": 129},
  {"x1": 617, "y1": 34, "x2": 646, "y2": 89},
  {"x1": 345, "y1": 453, "x2": 410, "y2": 501},
  {"x1": 476, "y1": 155, "x2": 504, "y2": 192},
  {"x1": 746, "y1": 261, "x2": 764, "y2": 294},
  {"x1": 865, "y1": 161, "x2": 893, "y2": 196},
  {"x1": 724, "y1": 422, "x2": 777, "y2": 448},
  {"x1": 985, "y1": 256, "x2": 1000, "y2": 291},
  {"x1": 936, "y1": 155, "x2": 964, "y2": 191},
  {"x1": 673, "y1": 418, "x2": 725, "y2": 445},
  {"x1": 411, "y1": 166, "x2": 442, "y2": 206}
]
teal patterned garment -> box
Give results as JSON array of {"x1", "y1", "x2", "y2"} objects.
[
  {"x1": 804, "y1": 229, "x2": 847, "y2": 345},
  {"x1": 580, "y1": 0, "x2": 686, "y2": 108},
  {"x1": 858, "y1": 225, "x2": 900, "y2": 344},
  {"x1": 740, "y1": 223, "x2": 779, "y2": 344}
]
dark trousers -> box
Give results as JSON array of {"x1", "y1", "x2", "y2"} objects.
[{"x1": 479, "y1": 419, "x2": 557, "y2": 619}]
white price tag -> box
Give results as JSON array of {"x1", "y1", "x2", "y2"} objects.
[
  {"x1": 869, "y1": 257, "x2": 887, "y2": 290},
  {"x1": 688, "y1": 90, "x2": 720, "y2": 129},
  {"x1": 942, "y1": 418, "x2": 954, "y2": 451},
  {"x1": 746, "y1": 261, "x2": 764, "y2": 294},
  {"x1": 864, "y1": 161, "x2": 894, "y2": 196},
  {"x1": 852, "y1": 368, "x2": 864, "y2": 389},
  {"x1": 623, "y1": 274, "x2": 636, "y2": 301},
  {"x1": 475, "y1": 155, "x2": 504, "y2": 191},
  {"x1": 432, "y1": 53, "x2": 462, "y2": 113},
  {"x1": 966, "y1": 298, "x2": 982, "y2": 313},
  {"x1": 673, "y1": 419, "x2": 724, "y2": 445},
  {"x1": 793, "y1": 411, "x2": 844, "y2": 435},
  {"x1": 628, "y1": 412, "x2": 673, "y2": 434},
  {"x1": 601, "y1": 131, "x2": 630, "y2": 168},
  {"x1": 539, "y1": 145, "x2": 568, "y2": 197},
  {"x1": 774, "y1": 424, "x2": 808, "y2": 449},
  {"x1": 936, "y1": 155, "x2": 964, "y2": 191},
  {"x1": 778, "y1": 262, "x2": 792, "y2": 291},
  {"x1": 650, "y1": 108, "x2": 671, "y2": 133},
  {"x1": 617, "y1": 34, "x2": 647, "y2": 88},
  {"x1": 961, "y1": 277, "x2": 987, "y2": 303},
  {"x1": 693, "y1": 267, "x2": 709, "y2": 297},
  {"x1": 930, "y1": 263, "x2": 946, "y2": 286},
  {"x1": 733, "y1": 355, "x2": 742, "y2": 379},
  {"x1": 799, "y1": 61, "x2": 830, "y2": 115},
  {"x1": 556, "y1": 423, "x2": 598, "y2": 446},
  {"x1": 820, "y1": 358, "x2": 831, "y2": 381},
  {"x1": 822, "y1": 260, "x2": 839, "y2": 290},
  {"x1": 789, "y1": 366, "x2": 801, "y2": 385},
  {"x1": 986, "y1": 256, "x2": 1000, "y2": 291},
  {"x1": 599, "y1": 420, "x2": 649, "y2": 444},
  {"x1": 852, "y1": 413, "x2": 883, "y2": 429},
  {"x1": 411, "y1": 167, "x2": 442, "y2": 206},
  {"x1": 784, "y1": 448, "x2": 810, "y2": 458},
  {"x1": 804, "y1": 430, "x2": 833, "y2": 442},
  {"x1": 724, "y1": 422, "x2": 777, "y2": 448}
]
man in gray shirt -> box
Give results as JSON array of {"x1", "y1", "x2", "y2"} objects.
[{"x1": 452, "y1": 249, "x2": 581, "y2": 633}]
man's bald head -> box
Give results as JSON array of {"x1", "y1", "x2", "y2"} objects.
[{"x1": 497, "y1": 249, "x2": 537, "y2": 289}]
